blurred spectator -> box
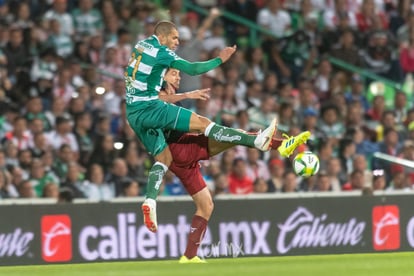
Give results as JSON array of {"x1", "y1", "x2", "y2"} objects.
[
  {"x1": 257, "y1": 0, "x2": 291, "y2": 37},
  {"x1": 18, "y1": 179, "x2": 36, "y2": 198},
  {"x1": 162, "y1": 171, "x2": 186, "y2": 196},
  {"x1": 228, "y1": 158, "x2": 254, "y2": 194},
  {"x1": 323, "y1": 0, "x2": 357, "y2": 31},
  {"x1": 44, "y1": 0, "x2": 74, "y2": 36},
  {"x1": 338, "y1": 138, "x2": 357, "y2": 174},
  {"x1": 122, "y1": 141, "x2": 148, "y2": 187},
  {"x1": 366, "y1": 94, "x2": 386, "y2": 122},
  {"x1": 399, "y1": 32, "x2": 414, "y2": 74},
  {"x1": 330, "y1": 29, "x2": 361, "y2": 67},
  {"x1": 299, "y1": 174, "x2": 318, "y2": 191},
  {"x1": 98, "y1": 48, "x2": 123, "y2": 90},
  {"x1": 60, "y1": 161, "x2": 87, "y2": 198},
  {"x1": 253, "y1": 177, "x2": 268, "y2": 193},
  {"x1": 42, "y1": 182, "x2": 59, "y2": 199},
  {"x1": 278, "y1": 102, "x2": 296, "y2": 131},
  {"x1": 88, "y1": 32, "x2": 104, "y2": 65},
  {"x1": 0, "y1": 169, "x2": 15, "y2": 198},
  {"x1": 213, "y1": 172, "x2": 229, "y2": 196},
  {"x1": 53, "y1": 67, "x2": 76, "y2": 105},
  {"x1": 106, "y1": 158, "x2": 129, "y2": 196},
  {"x1": 28, "y1": 158, "x2": 58, "y2": 197},
  {"x1": 373, "y1": 127, "x2": 401, "y2": 182},
  {"x1": 3, "y1": 27, "x2": 28, "y2": 81},
  {"x1": 46, "y1": 114, "x2": 79, "y2": 154},
  {"x1": 386, "y1": 169, "x2": 411, "y2": 191},
  {"x1": 71, "y1": 0, "x2": 103, "y2": 38},
  {"x1": 245, "y1": 147, "x2": 270, "y2": 181},
  {"x1": 58, "y1": 187, "x2": 74, "y2": 203},
  {"x1": 319, "y1": 104, "x2": 345, "y2": 146},
  {"x1": 398, "y1": 11, "x2": 414, "y2": 44},
  {"x1": 52, "y1": 144, "x2": 74, "y2": 182},
  {"x1": 313, "y1": 58, "x2": 333, "y2": 100},
  {"x1": 372, "y1": 170, "x2": 386, "y2": 191},
  {"x1": 245, "y1": 46, "x2": 267, "y2": 82},
  {"x1": 269, "y1": 30, "x2": 316, "y2": 86},
  {"x1": 247, "y1": 94, "x2": 277, "y2": 130},
  {"x1": 25, "y1": 96, "x2": 52, "y2": 132},
  {"x1": 344, "y1": 74, "x2": 369, "y2": 111},
  {"x1": 355, "y1": 0, "x2": 388, "y2": 33},
  {"x1": 84, "y1": 163, "x2": 115, "y2": 201},
  {"x1": 267, "y1": 158, "x2": 285, "y2": 192},
  {"x1": 349, "y1": 127, "x2": 379, "y2": 156},
  {"x1": 3, "y1": 116, "x2": 31, "y2": 151},
  {"x1": 111, "y1": 28, "x2": 132, "y2": 68},
  {"x1": 127, "y1": 1, "x2": 154, "y2": 41},
  {"x1": 224, "y1": 0, "x2": 258, "y2": 46},
  {"x1": 352, "y1": 154, "x2": 373, "y2": 187},
  {"x1": 89, "y1": 133, "x2": 117, "y2": 172},
  {"x1": 281, "y1": 170, "x2": 298, "y2": 192},
  {"x1": 394, "y1": 91, "x2": 409, "y2": 125},
  {"x1": 120, "y1": 177, "x2": 140, "y2": 197},
  {"x1": 359, "y1": 31, "x2": 401, "y2": 81},
  {"x1": 342, "y1": 169, "x2": 364, "y2": 191},
  {"x1": 0, "y1": 1, "x2": 13, "y2": 26},
  {"x1": 315, "y1": 171, "x2": 333, "y2": 191},
  {"x1": 46, "y1": 19, "x2": 73, "y2": 58},
  {"x1": 74, "y1": 111, "x2": 93, "y2": 167},
  {"x1": 103, "y1": 79, "x2": 124, "y2": 118}
]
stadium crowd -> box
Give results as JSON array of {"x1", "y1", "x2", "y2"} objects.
[{"x1": 0, "y1": 0, "x2": 413, "y2": 201}]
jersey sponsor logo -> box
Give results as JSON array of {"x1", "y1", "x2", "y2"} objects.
[
  {"x1": 372, "y1": 205, "x2": 400, "y2": 251},
  {"x1": 212, "y1": 129, "x2": 242, "y2": 143},
  {"x1": 137, "y1": 41, "x2": 153, "y2": 51},
  {"x1": 41, "y1": 215, "x2": 72, "y2": 262}
]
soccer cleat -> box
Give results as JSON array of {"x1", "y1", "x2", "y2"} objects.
[
  {"x1": 254, "y1": 118, "x2": 278, "y2": 151},
  {"x1": 277, "y1": 131, "x2": 311, "y2": 157},
  {"x1": 142, "y1": 198, "x2": 158, "y2": 232},
  {"x1": 179, "y1": 256, "x2": 207, "y2": 264}
]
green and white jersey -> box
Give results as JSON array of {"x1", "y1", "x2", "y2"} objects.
[
  {"x1": 125, "y1": 35, "x2": 222, "y2": 104},
  {"x1": 125, "y1": 35, "x2": 180, "y2": 101}
]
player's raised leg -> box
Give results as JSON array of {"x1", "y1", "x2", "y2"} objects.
[{"x1": 197, "y1": 116, "x2": 278, "y2": 152}]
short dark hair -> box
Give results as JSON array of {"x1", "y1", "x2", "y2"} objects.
[{"x1": 154, "y1": 21, "x2": 177, "y2": 36}]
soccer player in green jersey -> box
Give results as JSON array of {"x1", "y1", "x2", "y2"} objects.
[{"x1": 124, "y1": 21, "x2": 308, "y2": 233}]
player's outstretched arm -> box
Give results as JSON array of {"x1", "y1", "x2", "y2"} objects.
[
  {"x1": 159, "y1": 88, "x2": 210, "y2": 103},
  {"x1": 170, "y1": 45, "x2": 236, "y2": 76}
]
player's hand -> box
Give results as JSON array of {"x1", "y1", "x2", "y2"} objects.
[
  {"x1": 210, "y1": 7, "x2": 221, "y2": 17},
  {"x1": 218, "y1": 45, "x2": 236, "y2": 63},
  {"x1": 186, "y1": 88, "x2": 210, "y2": 100}
]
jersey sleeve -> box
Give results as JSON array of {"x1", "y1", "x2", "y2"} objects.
[
  {"x1": 170, "y1": 58, "x2": 222, "y2": 76},
  {"x1": 158, "y1": 46, "x2": 222, "y2": 75},
  {"x1": 157, "y1": 47, "x2": 181, "y2": 67}
]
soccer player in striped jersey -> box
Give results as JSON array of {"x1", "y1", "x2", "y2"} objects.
[{"x1": 124, "y1": 21, "x2": 306, "y2": 234}]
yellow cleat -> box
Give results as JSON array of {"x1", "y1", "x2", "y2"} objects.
[
  {"x1": 179, "y1": 256, "x2": 207, "y2": 264},
  {"x1": 277, "y1": 131, "x2": 311, "y2": 157}
]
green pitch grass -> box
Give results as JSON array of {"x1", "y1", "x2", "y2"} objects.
[{"x1": 1, "y1": 252, "x2": 414, "y2": 276}]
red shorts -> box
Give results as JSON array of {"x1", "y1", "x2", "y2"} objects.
[{"x1": 168, "y1": 134, "x2": 210, "y2": 195}]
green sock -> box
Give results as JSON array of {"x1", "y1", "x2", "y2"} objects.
[
  {"x1": 145, "y1": 162, "x2": 167, "y2": 200},
  {"x1": 205, "y1": 123, "x2": 255, "y2": 147}
]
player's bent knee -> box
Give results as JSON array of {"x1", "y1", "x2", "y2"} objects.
[
  {"x1": 189, "y1": 114, "x2": 212, "y2": 132},
  {"x1": 154, "y1": 147, "x2": 173, "y2": 167}
]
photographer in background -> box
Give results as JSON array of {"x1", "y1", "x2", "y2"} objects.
[{"x1": 269, "y1": 29, "x2": 317, "y2": 86}]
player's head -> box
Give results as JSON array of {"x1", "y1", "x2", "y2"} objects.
[
  {"x1": 164, "y1": 68, "x2": 181, "y2": 89},
  {"x1": 154, "y1": 21, "x2": 179, "y2": 51}
]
